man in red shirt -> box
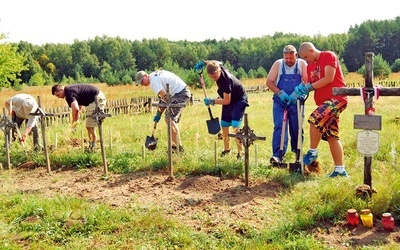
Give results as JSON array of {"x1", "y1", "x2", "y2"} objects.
[{"x1": 293, "y1": 42, "x2": 348, "y2": 177}]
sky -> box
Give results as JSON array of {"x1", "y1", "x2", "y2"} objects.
[{"x1": 0, "y1": 0, "x2": 398, "y2": 45}]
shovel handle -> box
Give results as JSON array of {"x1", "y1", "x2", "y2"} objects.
[{"x1": 200, "y1": 74, "x2": 209, "y2": 99}]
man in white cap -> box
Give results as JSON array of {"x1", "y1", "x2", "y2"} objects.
[{"x1": 135, "y1": 70, "x2": 191, "y2": 153}]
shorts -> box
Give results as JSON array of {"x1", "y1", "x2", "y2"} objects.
[
  {"x1": 308, "y1": 98, "x2": 347, "y2": 141},
  {"x1": 221, "y1": 99, "x2": 249, "y2": 127},
  {"x1": 164, "y1": 86, "x2": 191, "y2": 123},
  {"x1": 86, "y1": 91, "x2": 106, "y2": 127}
]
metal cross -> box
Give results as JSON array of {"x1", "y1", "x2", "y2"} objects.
[{"x1": 228, "y1": 113, "x2": 266, "y2": 187}]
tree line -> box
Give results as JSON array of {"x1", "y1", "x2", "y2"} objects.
[{"x1": 1, "y1": 16, "x2": 400, "y2": 90}]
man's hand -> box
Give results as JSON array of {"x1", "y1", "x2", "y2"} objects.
[
  {"x1": 295, "y1": 83, "x2": 314, "y2": 95},
  {"x1": 19, "y1": 134, "x2": 27, "y2": 142},
  {"x1": 71, "y1": 121, "x2": 79, "y2": 131},
  {"x1": 277, "y1": 90, "x2": 290, "y2": 105},
  {"x1": 204, "y1": 98, "x2": 215, "y2": 106}
]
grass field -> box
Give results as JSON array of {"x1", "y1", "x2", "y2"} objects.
[{"x1": 1, "y1": 73, "x2": 400, "y2": 249}]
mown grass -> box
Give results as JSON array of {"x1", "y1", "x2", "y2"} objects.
[{"x1": 1, "y1": 73, "x2": 400, "y2": 249}]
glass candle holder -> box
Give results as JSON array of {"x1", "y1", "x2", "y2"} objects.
[
  {"x1": 360, "y1": 209, "x2": 373, "y2": 228},
  {"x1": 382, "y1": 213, "x2": 394, "y2": 231},
  {"x1": 347, "y1": 209, "x2": 359, "y2": 226}
]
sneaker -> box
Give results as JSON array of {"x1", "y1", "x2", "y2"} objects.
[
  {"x1": 220, "y1": 149, "x2": 231, "y2": 157},
  {"x1": 303, "y1": 150, "x2": 318, "y2": 165},
  {"x1": 270, "y1": 156, "x2": 281, "y2": 164},
  {"x1": 236, "y1": 153, "x2": 244, "y2": 160},
  {"x1": 328, "y1": 170, "x2": 349, "y2": 178},
  {"x1": 171, "y1": 145, "x2": 184, "y2": 153},
  {"x1": 89, "y1": 141, "x2": 96, "y2": 151}
]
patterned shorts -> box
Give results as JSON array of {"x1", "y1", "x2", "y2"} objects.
[
  {"x1": 308, "y1": 98, "x2": 347, "y2": 141},
  {"x1": 164, "y1": 87, "x2": 191, "y2": 123}
]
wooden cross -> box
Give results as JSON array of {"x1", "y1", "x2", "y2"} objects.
[
  {"x1": 29, "y1": 96, "x2": 56, "y2": 174},
  {"x1": 333, "y1": 52, "x2": 400, "y2": 197},
  {"x1": 88, "y1": 96, "x2": 112, "y2": 176},
  {"x1": 151, "y1": 84, "x2": 186, "y2": 180},
  {"x1": 228, "y1": 113, "x2": 266, "y2": 187},
  {"x1": 0, "y1": 107, "x2": 26, "y2": 169}
]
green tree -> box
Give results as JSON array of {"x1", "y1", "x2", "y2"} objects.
[
  {"x1": 357, "y1": 54, "x2": 391, "y2": 80},
  {"x1": 391, "y1": 58, "x2": 400, "y2": 72},
  {"x1": 0, "y1": 34, "x2": 28, "y2": 88}
]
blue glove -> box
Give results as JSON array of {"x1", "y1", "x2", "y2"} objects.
[
  {"x1": 287, "y1": 94, "x2": 298, "y2": 105},
  {"x1": 295, "y1": 83, "x2": 314, "y2": 95},
  {"x1": 153, "y1": 112, "x2": 161, "y2": 122},
  {"x1": 276, "y1": 90, "x2": 290, "y2": 105},
  {"x1": 194, "y1": 61, "x2": 206, "y2": 71},
  {"x1": 204, "y1": 98, "x2": 215, "y2": 106}
]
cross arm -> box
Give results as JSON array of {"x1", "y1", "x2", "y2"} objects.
[{"x1": 333, "y1": 87, "x2": 400, "y2": 96}]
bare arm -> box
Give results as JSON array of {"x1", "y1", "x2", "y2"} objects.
[
  {"x1": 265, "y1": 61, "x2": 280, "y2": 94},
  {"x1": 312, "y1": 65, "x2": 335, "y2": 89},
  {"x1": 70, "y1": 100, "x2": 81, "y2": 122},
  {"x1": 300, "y1": 60, "x2": 309, "y2": 83},
  {"x1": 214, "y1": 92, "x2": 231, "y2": 105}
]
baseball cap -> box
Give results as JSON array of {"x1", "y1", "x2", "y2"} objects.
[
  {"x1": 283, "y1": 45, "x2": 297, "y2": 54},
  {"x1": 135, "y1": 71, "x2": 147, "y2": 85}
]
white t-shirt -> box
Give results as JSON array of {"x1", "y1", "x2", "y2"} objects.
[
  {"x1": 275, "y1": 58, "x2": 307, "y2": 85},
  {"x1": 149, "y1": 70, "x2": 187, "y2": 96}
]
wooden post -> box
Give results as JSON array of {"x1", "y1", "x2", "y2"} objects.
[
  {"x1": 90, "y1": 96, "x2": 112, "y2": 176},
  {"x1": 151, "y1": 84, "x2": 186, "y2": 180}
]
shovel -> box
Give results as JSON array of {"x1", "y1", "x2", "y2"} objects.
[
  {"x1": 145, "y1": 122, "x2": 158, "y2": 150},
  {"x1": 277, "y1": 107, "x2": 288, "y2": 168},
  {"x1": 199, "y1": 73, "x2": 221, "y2": 135},
  {"x1": 289, "y1": 95, "x2": 308, "y2": 173}
]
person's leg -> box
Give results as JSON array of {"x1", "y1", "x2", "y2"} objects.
[
  {"x1": 31, "y1": 123, "x2": 42, "y2": 150},
  {"x1": 86, "y1": 101, "x2": 97, "y2": 150},
  {"x1": 272, "y1": 102, "x2": 285, "y2": 160},
  {"x1": 327, "y1": 137, "x2": 344, "y2": 166},
  {"x1": 170, "y1": 120, "x2": 181, "y2": 147},
  {"x1": 231, "y1": 100, "x2": 248, "y2": 159},
  {"x1": 220, "y1": 105, "x2": 232, "y2": 156},
  {"x1": 87, "y1": 127, "x2": 96, "y2": 149}
]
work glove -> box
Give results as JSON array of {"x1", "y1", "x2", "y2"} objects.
[
  {"x1": 194, "y1": 60, "x2": 206, "y2": 71},
  {"x1": 287, "y1": 94, "x2": 298, "y2": 105},
  {"x1": 204, "y1": 98, "x2": 215, "y2": 106},
  {"x1": 295, "y1": 83, "x2": 314, "y2": 95},
  {"x1": 288, "y1": 89, "x2": 303, "y2": 105},
  {"x1": 276, "y1": 90, "x2": 290, "y2": 105},
  {"x1": 153, "y1": 111, "x2": 162, "y2": 122}
]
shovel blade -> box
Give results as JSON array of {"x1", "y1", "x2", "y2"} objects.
[
  {"x1": 206, "y1": 118, "x2": 221, "y2": 135},
  {"x1": 145, "y1": 135, "x2": 158, "y2": 150},
  {"x1": 289, "y1": 162, "x2": 302, "y2": 173}
]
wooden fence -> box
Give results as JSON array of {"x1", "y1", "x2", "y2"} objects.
[{"x1": 43, "y1": 95, "x2": 159, "y2": 125}]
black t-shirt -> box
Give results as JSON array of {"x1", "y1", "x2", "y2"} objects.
[
  {"x1": 65, "y1": 84, "x2": 99, "y2": 107},
  {"x1": 216, "y1": 66, "x2": 247, "y2": 103}
]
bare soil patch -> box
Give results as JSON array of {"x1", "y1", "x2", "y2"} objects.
[{"x1": 9, "y1": 163, "x2": 400, "y2": 249}]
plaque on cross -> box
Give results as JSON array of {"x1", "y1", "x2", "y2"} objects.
[{"x1": 228, "y1": 113, "x2": 266, "y2": 187}]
